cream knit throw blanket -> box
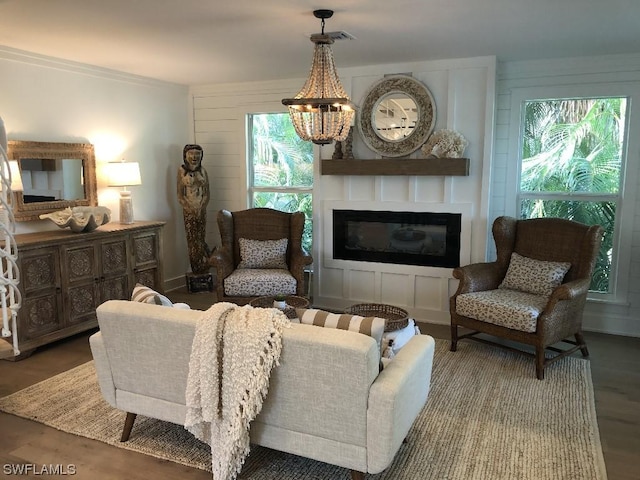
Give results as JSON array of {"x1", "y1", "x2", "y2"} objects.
[{"x1": 184, "y1": 302, "x2": 289, "y2": 480}]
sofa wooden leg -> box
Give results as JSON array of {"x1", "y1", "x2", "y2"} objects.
[
  {"x1": 120, "y1": 412, "x2": 137, "y2": 442},
  {"x1": 350, "y1": 470, "x2": 365, "y2": 480},
  {"x1": 575, "y1": 332, "x2": 589, "y2": 357}
]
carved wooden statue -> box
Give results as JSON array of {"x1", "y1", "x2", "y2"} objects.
[{"x1": 177, "y1": 144, "x2": 210, "y2": 275}]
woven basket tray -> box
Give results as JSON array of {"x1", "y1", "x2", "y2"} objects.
[{"x1": 345, "y1": 303, "x2": 409, "y2": 332}]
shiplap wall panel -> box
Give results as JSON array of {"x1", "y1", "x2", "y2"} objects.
[
  {"x1": 193, "y1": 131, "x2": 241, "y2": 145},
  {"x1": 194, "y1": 107, "x2": 239, "y2": 122}
]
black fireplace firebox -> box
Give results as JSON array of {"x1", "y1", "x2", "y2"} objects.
[{"x1": 333, "y1": 210, "x2": 461, "y2": 268}]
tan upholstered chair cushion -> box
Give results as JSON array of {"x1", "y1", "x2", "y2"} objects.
[
  {"x1": 224, "y1": 268, "x2": 296, "y2": 296},
  {"x1": 455, "y1": 289, "x2": 549, "y2": 333},
  {"x1": 499, "y1": 252, "x2": 570, "y2": 297}
]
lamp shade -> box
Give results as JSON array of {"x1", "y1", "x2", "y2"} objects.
[
  {"x1": 0, "y1": 161, "x2": 23, "y2": 192},
  {"x1": 106, "y1": 161, "x2": 141, "y2": 187}
]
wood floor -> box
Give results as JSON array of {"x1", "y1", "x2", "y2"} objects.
[{"x1": 1, "y1": 289, "x2": 638, "y2": 480}]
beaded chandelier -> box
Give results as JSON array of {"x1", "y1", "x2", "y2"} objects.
[{"x1": 282, "y1": 10, "x2": 355, "y2": 145}]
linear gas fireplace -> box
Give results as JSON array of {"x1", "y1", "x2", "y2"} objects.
[{"x1": 333, "y1": 209, "x2": 461, "y2": 268}]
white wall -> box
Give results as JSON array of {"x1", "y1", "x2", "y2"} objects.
[
  {"x1": 492, "y1": 53, "x2": 640, "y2": 337},
  {"x1": 191, "y1": 56, "x2": 496, "y2": 324},
  {"x1": 0, "y1": 47, "x2": 191, "y2": 288}
]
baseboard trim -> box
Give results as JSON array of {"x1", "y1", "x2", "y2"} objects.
[
  {"x1": 582, "y1": 312, "x2": 640, "y2": 338},
  {"x1": 164, "y1": 275, "x2": 187, "y2": 292}
]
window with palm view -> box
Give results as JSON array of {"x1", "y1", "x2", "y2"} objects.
[
  {"x1": 247, "y1": 113, "x2": 314, "y2": 255},
  {"x1": 517, "y1": 97, "x2": 627, "y2": 294}
]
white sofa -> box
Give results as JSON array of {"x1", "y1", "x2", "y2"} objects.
[{"x1": 89, "y1": 300, "x2": 435, "y2": 479}]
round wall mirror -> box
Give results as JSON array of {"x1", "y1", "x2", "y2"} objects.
[
  {"x1": 358, "y1": 75, "x2": 436, "y2": 157},
  {"x1": 373, "y1": 92, "x2": 418, "y2": 142}
]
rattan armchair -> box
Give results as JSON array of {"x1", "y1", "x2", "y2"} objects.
[
  {"x1": 209, "y1": 208, "x2": 312, "y2": 305},
  {"x1": 450, "y1": 216, "x2": 603, "y2": 379}
]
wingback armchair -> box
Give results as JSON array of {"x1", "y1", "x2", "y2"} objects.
[
  {"x1": 209, "y1": 208, "x2": 313, "y2": 305},
  {"x1": 450, "y1": 216, "x2": 603, "y2": 379}
]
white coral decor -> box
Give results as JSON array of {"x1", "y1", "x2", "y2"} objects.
[{"x1": 421, "y1": 129, "x2": 468, "y2": 158}]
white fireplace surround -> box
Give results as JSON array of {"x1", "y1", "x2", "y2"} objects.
[{"x1": 323, "y1": 201, "x2": 473, "y2": 275}]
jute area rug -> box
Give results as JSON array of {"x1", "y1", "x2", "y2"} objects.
[{"x1": 0, "y1": 339, "x2": 607, "y2": 480}]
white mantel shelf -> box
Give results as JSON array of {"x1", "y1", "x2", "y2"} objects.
[{"x1": 320, "y1": 157, "x2": 470, "y2": 176}]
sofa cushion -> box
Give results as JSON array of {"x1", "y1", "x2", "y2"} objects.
[
  {"x1": 499, "y1": 252, "x2": 571, "y2": 297},
  {"x1": 456, "y1": 288, "x2": 549, "y2": 333},
  {"x1": 295, "y1": 308, "x2": 385, "y2": 355},
  {"x1": 131, "y1": 283, "x2": 173, "y2": 306},
  {"x1": 238, "y1": 237, "x2": 288, "y2": 269},
  {"x1": 224, "y1": 268, "x2": 296, "y2": 296}
]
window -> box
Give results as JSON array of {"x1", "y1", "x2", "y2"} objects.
[
  {"x1": 517, "y1": 97, "x2": 627, "y2": 295},
  {"x1": 247, "y1": 113, "x2": 313, "y2": 254}
]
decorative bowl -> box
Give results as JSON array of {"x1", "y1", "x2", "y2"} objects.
[{"x1": 40, "y1": 206, "x2": 111, "y2": 233}]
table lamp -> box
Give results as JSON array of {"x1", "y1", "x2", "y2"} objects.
[{"x1": 106, "y1": 160, "x2": 141, "y2": 224}]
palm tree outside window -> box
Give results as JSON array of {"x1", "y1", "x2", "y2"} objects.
[
  {"x1": 517, "y1": 97, "x2": 627, "y2": 294},
  {"x1": 247, "y1": 113, "x2": 313, "y2": 255}
]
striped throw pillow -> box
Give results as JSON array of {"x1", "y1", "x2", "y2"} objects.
[
  {"x1": 131, "y1": 283, "x2": 173, "y2": 307},
  {"x1": 295, "y1": 308, "x2": 385, "y2": 356}
]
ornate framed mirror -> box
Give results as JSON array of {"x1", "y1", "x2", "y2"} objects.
[
  {"x1": 357, "y1": 75, "x2": 436, "y2": 157},
  {"x1": 7, "y1": 140, "x2": 98, "y2": 221}
]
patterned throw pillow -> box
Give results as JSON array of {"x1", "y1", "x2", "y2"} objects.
[
  {"x1": 238, "y1": 238, "x2": 288, "y2": 269},
  {"x1": 295, "y1": 308, "x2": 386, "y2": 356},
  {"x1": 131, "y1": 283, "x2": 173, "y2": 307},
  {"x1": 499, "y1": 252, "x2": 571, "y2": 297}
]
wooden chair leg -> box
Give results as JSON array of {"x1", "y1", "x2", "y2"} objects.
[
  {"x1": 575, "y1": 332, "x2": 589, "y2": 357},
  {"x1": 120, "y1": 412, "x2": 137, "y2": 442},
  {"x1": 350, "y1": 470, "x2": 365, "y2": 480},
  {"x1": 535, "y1": 346, "x2": 545, "y2": 380},
  {"x1": 450, "y1": 323, "x2": 458, "y2": 352}
]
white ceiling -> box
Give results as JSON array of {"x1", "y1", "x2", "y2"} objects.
[{"x1": 1, "y1": 0, "x2": 639, "y2": 86}]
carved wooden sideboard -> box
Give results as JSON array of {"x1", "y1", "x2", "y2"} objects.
[{"x1": 11, "y1": 221, "x2": 165, "y2": 357}]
